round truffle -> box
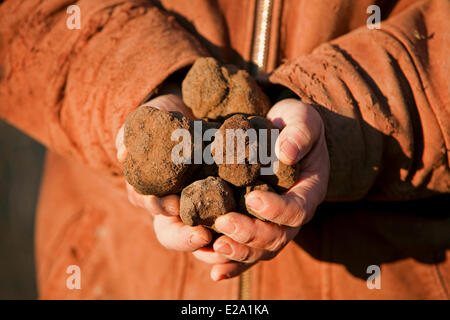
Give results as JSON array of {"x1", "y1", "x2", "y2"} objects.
[
  {"x1": 123, "y1": 106, "x2": 197, "y2": 196},
  {"x1": 182, "y1": 57, "x2": 271, "y2": 119},
  {"x1": 180, "y1": 177, "x2": 236, "y2": 228},
  {"x1": 212, "y1": 114, "x2": 261, "y2": 187}
]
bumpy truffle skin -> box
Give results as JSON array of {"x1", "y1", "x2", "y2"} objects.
[
  {"x1": 123, "y1": 106, "x2": 196, "y2": 196},
  {"x1": 182, "y1": 57, "x2": 271, "y2": 119},
  {"x1": 263, "y1": 161, "x2": 301, "y2": 191},
  {"x1": 180, "y1": 177, "x2": 236, "y2": 228},
  {"x1": 238, "y1": 181, "x2": 275, "y2": 220},
  {"x1": 212, "y1": 114, "x2": 261, "y2": 187},
  {"x1": 249, "y1": 116, "x2": 301, "y2": 191}
]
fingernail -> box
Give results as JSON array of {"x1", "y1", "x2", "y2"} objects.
[
  {"x1": 215, "y1": 217, "x2": 236, "y2": 234},
  {"x1": 216, "y1": 242, "x2": 232, "y2": 255},
  {"x1": 246, "y1": 194, "x2": 264, "y2": 212},
  {"x1": 212, "y1": 273, "x2": 226, "y2": 282},
  {"x1": 215, "y1": 274, "x2": 231, "y2": 282},
  {"x1": 280, "y1": 137, "x2": 300, "y2": 162},
  {"x1": 191, "y1": 233, "x2": 208, "y2": 246}
]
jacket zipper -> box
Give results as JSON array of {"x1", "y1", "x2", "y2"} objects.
[
  {"x1": 238, "y1": 0, "x2": 274, "y2": 300},
  {"x1": 249, "y1": 0, "x2": 274, "y2": 82}
]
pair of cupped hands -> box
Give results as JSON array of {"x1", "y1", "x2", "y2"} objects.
[{"x1": 115, "y1": 84, "x2": 330, "y2": 281}]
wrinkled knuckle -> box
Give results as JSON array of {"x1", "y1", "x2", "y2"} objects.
[
  {"x1": 240, "y1": 228, "x2": 257, "y2": 246},
  {"x1": 287, "y1": 196, "x2": 306, "y2": 227},
  {"x1": 288, "y1": 209, "x2": 304, "y2": 227},
  {"x1": 265, "y1": 206, "x2": 283, "y2": 223},
  {"x1": 236, "y1": 247, "x2": 252, "y2": 262},
  {"x1": 266, "y1": 232, "x2": 288, "y2": 252}
]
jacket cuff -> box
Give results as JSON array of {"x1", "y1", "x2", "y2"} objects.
[
  {"x1": 269, "y1": 44, "x2": 383, "y2": 201},
  {"x1": 54, "y1": 5, "x2": 208, "y2": 175}
]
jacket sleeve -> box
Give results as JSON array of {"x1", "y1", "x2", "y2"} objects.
[
  {"x1": 0, "y1": 0, "x2": 207, "y2": 175},
  {"x1": 270, "y1": 0, "x2": 449, "y2": 201}
]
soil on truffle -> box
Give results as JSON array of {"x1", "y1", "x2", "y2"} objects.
[
  {"x1": 212, "y1": 114, "x2": 261, "y2": 187},
  {"x1": 123, "y1": 106, "x2": 197, "y2": 196},
  {"x1": 180, "y1": 177, "x2": 236, "y2": 229},
  {"x1": 182, "y1": 57, "x2": 271, "y2": 119},
  {"x1": 123, "y1": 58, "x2": 301, "y2": 232}
]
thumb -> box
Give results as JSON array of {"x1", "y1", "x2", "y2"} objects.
[{"x1": 267, "y1": 99, "x2": 323, "y2": 165}]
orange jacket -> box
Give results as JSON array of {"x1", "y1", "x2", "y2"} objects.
[{"x1": 0, "y1": 0, "x2": 449, "y2": 299}]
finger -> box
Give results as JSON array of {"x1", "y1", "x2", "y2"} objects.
[
  {"x1": 267, "y1": 99, "x2": 323, "y2": 165},
  {"x1": 214, "y1": 212, "x2": 298, "y2": 251},
  {"x1": 245, "y1": 141, "x2": 328, "y2": 227},
  {"x1": 153, "y1": 215, "x2": 212, "y2": 251},
  {"x1": 213, "y1": 235, "x2": 275, "y2": 263},
  {"x1": 126, "y1": 182, "x2": 179, "y2": 216},
  {"x1": 245, "y1": 190, "x2": 307, "y2": 227},
  {"x1": 211, "y1": 262, "x2": 254, "y2": 282},
  {"x1": 115, "y1": 125, "x2": 128, "y2": 163},
  {"x1": 192, "y1": 247, "x2": 231, "y2": 264},
  {"x1": 286, "y1": 130, "x2": 329, "y2": 217},
  {"x1": 159, "y1": 194, "x2": 181, "y2": 216},
  {"x1": 142, "y1": 94, "x2": 194, "y2": 119}
]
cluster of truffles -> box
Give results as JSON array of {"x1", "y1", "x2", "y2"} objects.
[{"x1": 123, "y1": 57, "x2": 300, "y2": 231}]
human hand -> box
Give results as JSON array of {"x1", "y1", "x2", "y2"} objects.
[
  {"x1": 116, "y1": 93, "x2": 212, "y2": 251},
  {"x1": 193, "y1": 99, "x2": 330, "y2": 281}
]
